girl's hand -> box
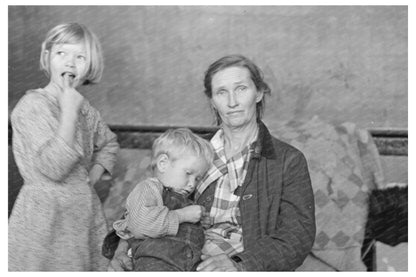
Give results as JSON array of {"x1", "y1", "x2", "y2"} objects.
[
  {"x1": 88, "y1": 164, "x2": 105, "y2": 186},
  {"x1": 58, "y1": 73, "x2": 84, "y2": 115}
]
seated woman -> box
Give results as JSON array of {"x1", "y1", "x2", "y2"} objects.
[{"x1": 108, "y1": 54, "x2": 316, "y2": 271}]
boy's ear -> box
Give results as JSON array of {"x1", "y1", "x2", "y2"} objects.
[{"x1": 156, "y1": 154, "x2": 169, "y2": 173}]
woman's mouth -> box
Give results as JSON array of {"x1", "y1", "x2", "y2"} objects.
[{"x1": 227, "y1": 111, "x2": 243, "y2": 116}]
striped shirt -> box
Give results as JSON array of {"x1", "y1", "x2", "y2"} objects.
[{"x1": 113, "y1": 177, "x2": 180, "y2": 240}]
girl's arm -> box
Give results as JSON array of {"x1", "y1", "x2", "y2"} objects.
[
  {"x1": 90, "y1": 111, "x2": 119, "y2": 184},
  {"x1": 57, "y1": 106, "x2": 79, "y2": 148},
  {"x1": 89, "y1": 164, "x2": 105, "y2": 186},
  {"x1": 56, "y1": 75, "x2": 84, "y2": 148},
  {"x1": 11, "y1": 93, "x2": 82, "y2": 182}
]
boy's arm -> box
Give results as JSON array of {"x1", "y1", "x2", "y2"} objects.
[{"x1": 125, "y1": 181, "x2": 180, "y2": 239}]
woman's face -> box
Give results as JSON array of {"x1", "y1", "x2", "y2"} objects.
[
  {"x1": 47, "y1": 43, "x2": 88, "y2": 88},
  {"x1": 210, "y1": 66, "x2": 264, "y2": 128}
]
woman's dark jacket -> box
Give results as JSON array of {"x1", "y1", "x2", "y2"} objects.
[{"x1": 195, "y1": 121, "x2": 316, "y2": 271}]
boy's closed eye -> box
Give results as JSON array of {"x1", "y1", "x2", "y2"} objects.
[{"x1": 185, "y1": 170, "x2": 203, "y2": 182}]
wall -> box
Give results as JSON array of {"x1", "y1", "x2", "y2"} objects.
[{"x1": 9, "y1": 6, "x2": 407, "y2": 129}]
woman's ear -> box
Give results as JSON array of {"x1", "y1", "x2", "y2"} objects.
[
  {"x1": 210, "y1": 98, "x2": 217, "y2": 111},
  {"x1": 156, "y1": 153, "x2": 169, "y2": 173},
  {"x1": 210, "y1": 99, "x2": 222, "y2": 125},
  {"x1": 256, "y1": 89, "x2": 264, "y2": 103}
]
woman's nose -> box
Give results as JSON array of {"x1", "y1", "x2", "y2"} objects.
[{"x1": 227, "y1": 91, "x2": 238, "y2": 108}]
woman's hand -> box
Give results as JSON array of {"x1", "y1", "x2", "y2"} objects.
[
  {"x1": 107, "y1": 239, "x2": 132, "y2": 271},
  {"x1": 196, "y1": 254, "x2": 239, "y2": 271},
  {"x1": 107, "y1": 251, "x2": 133, "y2": 271}
]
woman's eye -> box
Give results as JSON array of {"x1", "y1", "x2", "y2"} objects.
[
  {"x1": 57, "y1": 51, "x2": 65, "y2": 56},
  {"x1": 237, "y1": 86, "x2": 247, "y2": 92},
  {"x1": 215, "y1": 89, "x2": 226, "y2": 96},
  {"x1": 77, "y1": 55, "x2": 86, "y2": 61}
]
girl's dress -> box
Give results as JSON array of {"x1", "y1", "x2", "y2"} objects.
[{"x1": 9, "y1": 89, "x2": 119, "y2": 271}]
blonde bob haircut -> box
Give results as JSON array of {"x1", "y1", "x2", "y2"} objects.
[
  {"x1": 40, "y1": 22, "x2": 104, "y2": 85},
  {"x1": 150, "y1": 128, "x2": 214, "y2": 171}
]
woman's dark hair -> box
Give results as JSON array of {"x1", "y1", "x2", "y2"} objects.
[{"x1": 203, "y1": 54, "x2": 271, "y2": 125}]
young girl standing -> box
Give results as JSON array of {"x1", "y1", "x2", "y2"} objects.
[{"x1": 9, "y1": 23, "x2": 119, "y2": 271}]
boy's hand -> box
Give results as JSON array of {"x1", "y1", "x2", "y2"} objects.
[
  {"x1": 176, "y1": 205, "x2": 205, "y2": 223},
  {"x1": 201, "y1": 210, "x2": 211, "y2": 228}
]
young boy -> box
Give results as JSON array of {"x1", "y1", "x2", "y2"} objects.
[{"x1": 103, "y1": 128, "x2": 214, "y2": 271}]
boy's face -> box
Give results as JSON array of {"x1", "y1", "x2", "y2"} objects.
[{"x1": 158, "y1": 153, "x2": 210, "y2": 196}]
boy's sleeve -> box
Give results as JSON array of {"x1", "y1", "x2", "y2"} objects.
[{"x1": 124, "y1": 181, "x2": 180, "y2": 239}]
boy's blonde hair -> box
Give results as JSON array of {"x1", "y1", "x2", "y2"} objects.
[
  {"x1": 151, "y1": 128, "x2": 214, "y2": 170},
  {"x1": 40, "y1": 22, "x2": 104, "y2": 85}
]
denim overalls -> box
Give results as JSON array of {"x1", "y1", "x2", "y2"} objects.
[{"x1": 103, "y1": 187, "x2": 205, "y2": 271}]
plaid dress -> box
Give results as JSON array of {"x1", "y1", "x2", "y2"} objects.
[{"x1": 196, "y1": 128, "x2": 258, "y2": 257}]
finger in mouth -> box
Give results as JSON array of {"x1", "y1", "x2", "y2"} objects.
[{"x1": 61, "y1": 72, "x2": 76, "y2": 79}]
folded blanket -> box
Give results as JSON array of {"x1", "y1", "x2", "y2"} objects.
[{"x1": 268, "y1": 117, "x2": 384, "y2": 271}]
